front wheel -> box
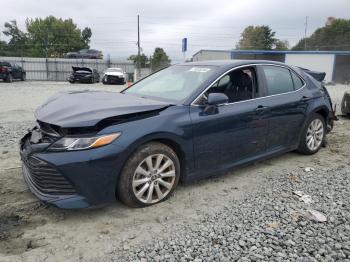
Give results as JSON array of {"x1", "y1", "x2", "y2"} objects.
[
  {"x1": 297, "y1": 113, "x2": 326, "y2": 155},
  {"x1": 117, "y1": 142, "x2": 180, "y2": 207}
]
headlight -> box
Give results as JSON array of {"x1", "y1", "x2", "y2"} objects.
[{"x1": 48, "y1": 133, "x2": 121, "y2": 151}]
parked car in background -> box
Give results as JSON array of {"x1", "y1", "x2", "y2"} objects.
[
  {"x1": 102, "y1": 68, "x2": 126, "y2": 85},
  {"x1": 0, "y1": 61, "x2": 26, "y2": 82},
  {"x1": 65, "y1": 49, "x2": 103, "y2": 59},
  {"x1": 20, "y1": 60, "x2": 336, "y2": 209},
  {"x1": 67, "y1": 66, "x2": 100, "y2": 84}
]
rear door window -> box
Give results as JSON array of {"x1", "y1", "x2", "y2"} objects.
[{"x1": 262, "y1": 66, "x2": 294, "y2": 96}]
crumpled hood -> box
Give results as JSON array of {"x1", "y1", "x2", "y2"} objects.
[
  {"x1": 35, "y1": 91, "x2": 170, "y2": 128},
  {"x1": 72, "y1": 66, "x2": 92, "y2": 73}
]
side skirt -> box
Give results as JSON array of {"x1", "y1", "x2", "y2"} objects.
[{"x1": 183, "y1": 146, "x2": 297, "y2": 183}]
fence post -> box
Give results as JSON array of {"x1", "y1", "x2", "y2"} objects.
[
  {"x1": 107, "y1": 57, "x2": 111, "y2": 68},
  {"x1": 45, "y1": 58, "x2": 49, "y2": 80},
  {"x1": 55, "y1": 59, "x2": 58, "y2": 81}
]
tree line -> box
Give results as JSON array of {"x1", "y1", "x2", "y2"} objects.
[
  {"x1": 1, "y1": 16, "x2": 349, "y2": 68},
  {"x1": 0, "y1": 16, "x2": 91, "y2": 57},
  {"x1": 236, "y1": 18, "x2": 350, "y2": 51}
]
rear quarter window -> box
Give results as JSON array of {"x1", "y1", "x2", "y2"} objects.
[{"x1": 291, "y1": 71, "x2": 304, "y2": 90}]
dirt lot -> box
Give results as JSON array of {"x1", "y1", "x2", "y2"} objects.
[{"x1": 0, "y1": 81, "x2": 349, "y2": 261}]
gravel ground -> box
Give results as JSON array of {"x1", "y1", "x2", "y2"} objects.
[
  {"x1": 0, "y1": 81, "x2": 349, "y2": 261},
  {"x1": 114, "y1": 165, "x2": 350, "y2": 262}
]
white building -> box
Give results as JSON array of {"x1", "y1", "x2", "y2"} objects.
[{"x1": 192, "y1": 50, "x2": 350, "y2": 83}]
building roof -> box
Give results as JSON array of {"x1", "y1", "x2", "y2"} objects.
[{"x1": 192, "y1": 49, "x2": 350, "y2": 57}]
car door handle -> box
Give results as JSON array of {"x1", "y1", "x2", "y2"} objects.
[
  {"x1": 300, "y1": 96, "x2": 312, "y2": 102},
  {"x1": 255, "y1": 105, "x2": 269, "y2": 112}
]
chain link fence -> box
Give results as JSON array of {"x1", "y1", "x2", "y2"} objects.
[{"x1": 0, "y1": 57, "x2": 135, "y2": 81}]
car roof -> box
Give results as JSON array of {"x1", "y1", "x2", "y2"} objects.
[{"x1": 177, "y1": 59, "x2": 287, "y2": 67}]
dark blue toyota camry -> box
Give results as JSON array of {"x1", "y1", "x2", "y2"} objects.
[{"x1": 20, "y1": 60, "x2": 336, "y2": 209}]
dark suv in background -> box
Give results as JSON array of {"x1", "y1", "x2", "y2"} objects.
[{"x1": 0, "y1": 61, "x2": 26, "y2": 82}]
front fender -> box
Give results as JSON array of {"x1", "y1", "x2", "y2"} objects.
[{"x1": 99, "y1": 106, "x2": 194, "y2": 181}]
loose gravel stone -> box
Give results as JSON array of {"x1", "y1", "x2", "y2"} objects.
[{"x1": 112, "y1": 164, "x2": 350, "y2": 261}]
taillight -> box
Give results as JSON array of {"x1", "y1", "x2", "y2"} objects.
[{"x1": 0, "y1": 67, "x2": 8, "y2": 73}]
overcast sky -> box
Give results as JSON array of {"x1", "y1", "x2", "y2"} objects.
[{"x1": 0, "y1": 0, "x2": 349, "y2": 62}]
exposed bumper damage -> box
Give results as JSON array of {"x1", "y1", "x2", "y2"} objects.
[
  {"x1": 19, "y1": 124, "x2": 127, "y2": 208},
  {"x1": 19, "y1": 91, "x2": 172, "y2": 208}
]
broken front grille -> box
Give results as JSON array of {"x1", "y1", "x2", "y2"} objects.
[
  {"x1": 23, "y1": 156, "x2": 76, "y2": 195},
  {"x1": 107, "y1": 75, "x2": 122, "y2": 82}
]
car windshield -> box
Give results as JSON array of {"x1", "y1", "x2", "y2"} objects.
[
  {"x1": 106, "y1": 68, "x2": 123, "y2": 73},
  {"x1": 124, "y1": 65, "x2": 217, "y2": 102}
]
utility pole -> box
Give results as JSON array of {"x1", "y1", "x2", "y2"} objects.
[
  {"x1": 137, "y1": 15, "x2": 141, "y2": 80},
  {"x1": 149, "y1": 55, "x2": 152, "y2": 72},
  {"x1": 304, "y1": 16, "x2": 308, "y2": 50}
]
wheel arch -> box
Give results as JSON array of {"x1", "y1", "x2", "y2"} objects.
[
  {"x1": 115, "y1": 132, "x2": 192, "y2": 190},
  {"x1": 297, "y1": 105, "x2": 329, "y2": 146},
  {"x1": 312, "y1": 107, "x2": 329, "y2": 123}
]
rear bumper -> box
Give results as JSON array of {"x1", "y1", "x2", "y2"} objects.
[{"x1": 19, "y1": 132, "x2": 127, "y2": 209}]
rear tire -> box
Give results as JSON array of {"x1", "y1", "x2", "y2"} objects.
[
  {"x1": 297, "y1": 113, "x2": 326, "y2": 155},
  {"x1": 21, "y1": 73, "x2": 26, "y2": 81},
  {"x1": 117, "y1": 142, "x2": 180, "y2": 207}
]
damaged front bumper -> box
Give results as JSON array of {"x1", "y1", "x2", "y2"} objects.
[{"x1": 19, "y1": 128, "x2": 126, "y2": 209}]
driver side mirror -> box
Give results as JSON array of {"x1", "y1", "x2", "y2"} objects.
[
  {"x1": 207, "y1": 93, "x2": 229, "y2": 105},
  {"x1": 203, "y1": 93, "x2": 229, "y2": 115}
]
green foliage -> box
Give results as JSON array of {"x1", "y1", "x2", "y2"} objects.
[
  {"x1": 1, "y1": 16, "x2": 92, "y2": 57},
  {"x1": 274, "y1": 40, "x2": 289, "y2": 50},
  {"x1": 292, "y1": 19, "x2": 350, "y2": 50},
  {"x1": 236, "y1": 25, "x2": 289, "y2": 50},
  {"x1": 237, "y1": 26, "x2": 276, "y2": 50},
  {"x1": 128, "y1": 53, "x2": 149, "y2": 67},
  {"x1": 25, "y1": 16, "x2": 91, "y2": 57},
  {"x1": 81, "y1": 27, "x2": 92, "y2": 47},
  {"x1": 0, "y1": 39, "x2": 8, "y2": 56},
  {"x1": 2, "y1": 20, "x2": 29, "y2": 56},
  {"x1": 151, "y1": 48, "x2": 171, "y2": 71}
]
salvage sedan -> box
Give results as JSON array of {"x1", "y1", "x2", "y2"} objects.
[
  {"x1": 20, "y1": 60, "x2": 336, "y2": 209},
  {"x1": 102, "y1": 68, "x2": 126, "y2": 85},
  {"x1": 67, "y1": 66, "x2": 100, "y2": 84}
]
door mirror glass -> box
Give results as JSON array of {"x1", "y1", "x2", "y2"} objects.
[{"x1": 207, "y1": 93, "x2": 229, "y2": 105}]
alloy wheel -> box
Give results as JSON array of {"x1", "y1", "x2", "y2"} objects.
[
  {"x1": 132, "y1": 154, "x2": 176, "y2": 204},
  {"x1": 306, "y1": 118, "x2": 324, "y2": 151}
]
